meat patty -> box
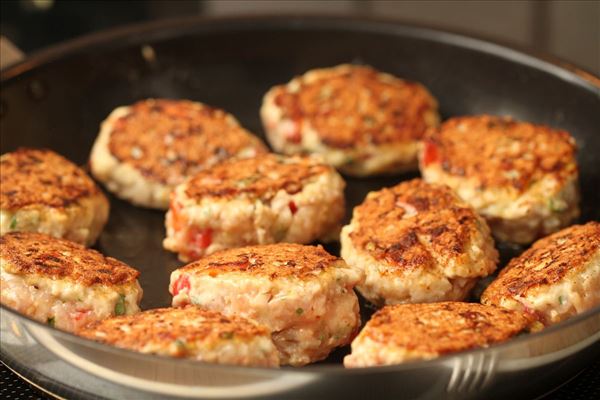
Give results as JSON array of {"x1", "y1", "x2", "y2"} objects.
[
  {"x1": 0, "y1": 148, "x2": 109, "y2": 246},
  {"x1": 78, "y1": 306, "x2": 279, "y2": 367},
  {"x1": 90, "y1": 99, "x2": 267, "y2": 209},
  {"x1": 481, "y1": 221, "x2": 600, "y2": 325},
  {"x1": 261, "y1": 64, "x2": 439, "y2": 176},
  {"x1": 420, "y1": 115, "x2": 579, "y2": 244},
  {"x1": 163, "y1": 154, "x2": 345, "y2": 261},
  {"x1": 0, "y1": 232, "x2": 142, "y2": 332},
  {"x1": 344, "y1": 302, "x2": 536, "y2": 367},
  {"x1": 341, "y1": 179, "x2": 498, "y2": 305},
  {"x1": 169, "y1": 243, "x2": 363, "y2": 366}
]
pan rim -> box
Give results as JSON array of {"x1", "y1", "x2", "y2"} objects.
[
  {"x1": 2, "y1": 300, "x2": 600, "y2": 375},
  {"x1": 1, "y1": 13, "x2": 599, "y2": 89}
]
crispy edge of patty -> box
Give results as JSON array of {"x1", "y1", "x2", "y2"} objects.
[
  {"x1": 348, "y1": 302, "x2": 534, "y2": 358},
  {"x1": 421, "y1": 115, "x2": 578, "y2": 193},
  {"x1": 78, "y1": 306, "x2": 272, "y2": 348},
  {"x1": 183, "y1": 154, "x2": 336, "y2": 201},
  {"x1": 174, "y1": 243, "x2": 342, "y2": 280},
  {"x1": 1, "y1": 148, "x2": 105, "y2": 210},
  {"x1": 481, "y1": 221, "x2": 600, "y2": 303},
  {"x1": 0, "y1": 232, "x2": 139, "y2": 286}
]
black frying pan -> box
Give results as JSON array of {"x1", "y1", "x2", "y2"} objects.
[{"x1": 1, "y1": 15, "x2": 599, "y2": 400}]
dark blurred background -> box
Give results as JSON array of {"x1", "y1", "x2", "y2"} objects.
[{"x1": 1, "y1": 0, "x2": 599, "y2": 74}]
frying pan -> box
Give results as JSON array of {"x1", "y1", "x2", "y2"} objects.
[{"x1": 1, "y1": 15, "x2": 599, "y2": 400}]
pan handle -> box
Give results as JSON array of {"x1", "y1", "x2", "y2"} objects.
[{"x1": 0, "y1": 36, "x2": 25, "y2": 69}]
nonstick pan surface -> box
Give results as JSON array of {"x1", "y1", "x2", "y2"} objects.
[{"x1": 1, "y1": 15, "x2": 599, "y2": 400}]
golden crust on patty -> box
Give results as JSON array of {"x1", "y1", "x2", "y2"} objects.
[
  {"x1": 349, "y1": 179, "x2": 494, "y2": 273},
  {"x1": 184, "y1": 154, "x2": 332, "y2": 201},
  {"x1": 0, "y1": 148, "x2": 102, "y2": 210},
  {"x1": 482, "y1": 222, "x2": 600, "y2": 301},
  {"x1": 78, "y1": 306, "x2": 270, "y2": 353},
  {"x1": 361, "y1": 302, "x2": 532, "y2": 354},
  {"x1": 177, "y1": 243, "x2": 340, "y2": 279},
  {"x1": 107, "y1": 99, "x2": 267, "y2": 185},
  {"x1": 0, "y1": 232, "x2": 139, "y2": 286},
  {"x1": 271, "y1": 64, "x2": 438, "y2": 148},
  {"x1": 423, "y1": 115, "x2": 577, "y2": 192}
]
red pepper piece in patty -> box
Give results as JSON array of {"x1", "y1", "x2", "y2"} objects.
[
  {"x1": 172, "y1": 275, "x2": 190, "y2": 296},
  {"x1": 189, "y1": 227, "x2": 213, "y2": 249},
  {"x1": 422, "y1": 141, "x2": 439, "y2": 166}
]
